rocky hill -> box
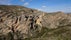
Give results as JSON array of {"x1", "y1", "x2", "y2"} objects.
[{"x1": 0, "y1": 5, "x2": 71, "y2": 40}]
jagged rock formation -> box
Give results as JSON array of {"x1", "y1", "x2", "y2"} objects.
[
  {"x1": 0, "y1": 5, "x2": 71, "y2": 40},
  {"x1": 0, "y1": 5, "x2": 45, "y2": 40}
]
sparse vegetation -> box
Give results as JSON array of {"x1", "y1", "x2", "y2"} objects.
[{"x1": 0, "y1": 5, "x2": 71, "y2": 40}]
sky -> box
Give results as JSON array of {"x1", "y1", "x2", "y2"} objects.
[{"x1": 0, "y1": 0, "x2": 71, "y2": 13}]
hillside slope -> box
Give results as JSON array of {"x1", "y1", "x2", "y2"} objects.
[{"x1": 0, "y1": 5, "x2": 71, "y2": 40}]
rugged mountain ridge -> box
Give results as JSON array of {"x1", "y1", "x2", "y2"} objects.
[
  {"x1": 0, "y1": 5, "x2": 71, "y2": 40},
  {"x1": 0, "y1": 5, "x2": 45, "y2": 40}
]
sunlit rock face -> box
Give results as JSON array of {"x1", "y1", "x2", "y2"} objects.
[
  {"x1": 0, "y1": 5, "x2": 44, "y2": 40},
  {"x1": 0, "y1": 5, "x2": 71, "y2": 40},
  {"x1": 42, "y1": 12, "x2": 71, "y2": 29}
]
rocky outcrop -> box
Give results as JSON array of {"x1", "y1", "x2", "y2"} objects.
[
  {"x1": 0, "y1": 5, "x2": 45, "y2": 40},
  {"x1": 0, "y1": 5, "x2": 71, "y2": 40},
  {"x1": 42, "y1": 12, "x2": 71, "y2": 29}
]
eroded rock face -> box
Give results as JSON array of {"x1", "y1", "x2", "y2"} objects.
[
  {"x1": 0, "y1": 5, "x2": 44, "y2": 40},
  {"x1": 0, "y1": 5, "x2": 71, "y2": 40},
  {"x1": 42, "y1": 12, "x2": 71, "y2": 29}
]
